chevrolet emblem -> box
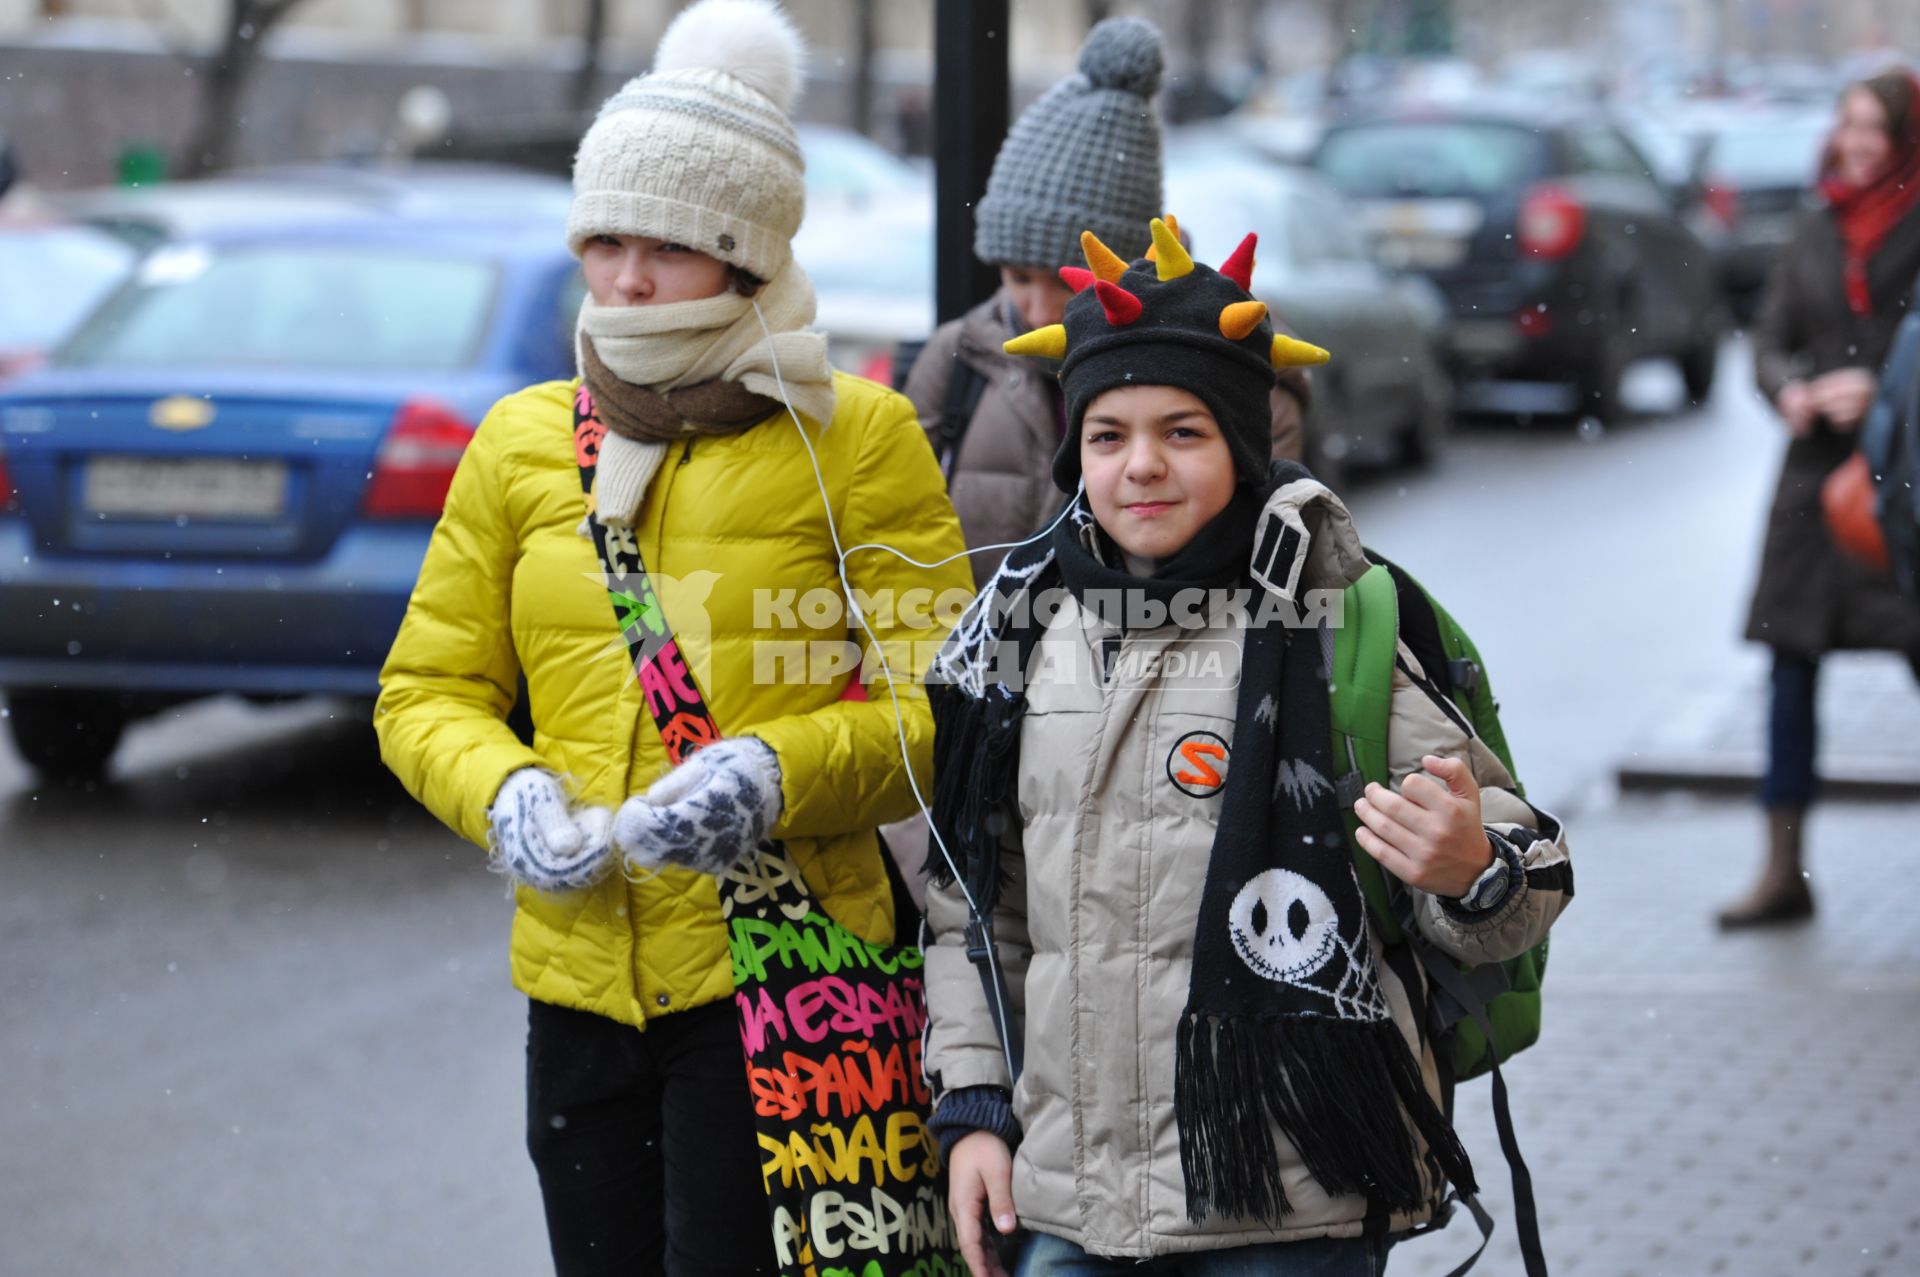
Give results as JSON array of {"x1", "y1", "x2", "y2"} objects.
[{"x1": 151, "y1": 396, "x2": 215, "y2": 431}]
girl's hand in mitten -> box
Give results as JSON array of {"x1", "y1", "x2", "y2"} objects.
[
  {"x1": 613, "y1": 737, "x2": 783, "y2": 877},
  {"x1": 487, "y1": 768, "x2": 615, "y2": 893}
]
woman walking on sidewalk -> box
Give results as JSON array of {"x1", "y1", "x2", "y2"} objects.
[
  {"x1": 375, "y1": 2, "x2": 968, "y2": 1271},
  {"x1": 1726, "y1": 68, "x2": 1920, "y2": 928}
]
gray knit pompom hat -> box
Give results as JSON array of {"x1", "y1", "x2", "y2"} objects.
[
  {"x1": 972, "y1": 17, "x2": 1165, "y2": 271},
  {"x1": 567, "y1": 0, "x2": 808, "y2": 281}
]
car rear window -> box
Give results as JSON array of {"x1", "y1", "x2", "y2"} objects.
[
  {"x1": 57, "y1": 243, "x2": 498, "y2": 371},
  {"x1": 1703, "y1": 119, "x2": 1830, "y2": 188},
  {"x1": 1315, "y1": 122, "x2": 1551, "y2": 198},
  {"x1": 0, "y1": 227, "x2": 136, "y2": 351}
]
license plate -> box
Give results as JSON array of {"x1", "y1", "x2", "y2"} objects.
[{"x1": 83, "y1": 456, "x2": 288, "y2": 519}]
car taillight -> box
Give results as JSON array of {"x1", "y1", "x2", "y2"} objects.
[
  {"x1": 1518, "y1": 184, "x2": 1587, "y2": 260},
  {"x1": 1703, "y1": 181, "x2": 1738, "y2": 230},
  {"x1": 362, "y1": 399, "x2": 475, "y2": 520},
  {"x1": 0, "y1": 446, "x2": 14, "y2": 513},
  {"x1": 859, "y1": 349, "x2": 894, "y2": 386}
]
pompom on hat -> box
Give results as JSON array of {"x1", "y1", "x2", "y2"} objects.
[
  {"x1": 1010, "y1": 218, "x2": 1331, "y2": 492},
  {"x1": 973, "y1": 17, "x2": 1167, "y2": 270},
  {"x1": 567, "y1": 0, "x2": 808, "y2": 280}
]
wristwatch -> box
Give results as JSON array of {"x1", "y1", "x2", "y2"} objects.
[{"x1": 1455, "y1": 836, "x2": 1516, "y2": 913}]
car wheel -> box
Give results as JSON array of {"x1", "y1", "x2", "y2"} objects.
[
  {"x1": 1400, "y1": 364, "x2": 1453, "y2": 468},
  {"x1": 1680, "y1": 335, "x2": 1720, "y2": 407},
  {"x1": 4, "y1": 690, "x2": 129, "y2": 782},
  {"x1": 1578, "y1": 326, "x2": 1629, "y2": 426},
  {"x1": 1303, "y1": 392, "x2": 1351, "y2": 493}
]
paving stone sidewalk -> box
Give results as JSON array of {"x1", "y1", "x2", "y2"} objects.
[
  {"x1": 1393, "y1": 794, "x2": 1920, "y2": 1277},
  {"x1": 1617, "y1": 652, "x2": 1920, "y2": 800}
]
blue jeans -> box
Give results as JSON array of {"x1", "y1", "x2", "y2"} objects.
[
  {"x1": 1016, "y1": 1230, "x2": 1389, "y2": 1277},
  {"x1": 1761, "y1": 652, "x2": 1820, "y2": 809}
]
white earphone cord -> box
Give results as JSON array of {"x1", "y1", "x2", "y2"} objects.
[{"x1": 748, "y1": 300, "x2": 1071, "y2": 931}]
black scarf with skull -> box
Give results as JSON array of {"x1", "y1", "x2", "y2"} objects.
[{"x1": 927, "y1": 463, "x2": 1475, "y2": 1224}]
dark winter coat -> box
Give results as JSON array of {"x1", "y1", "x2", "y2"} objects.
[
  {"x1": 1746, "y1": 200, "x2": 1920, "y2": 655},
  {"x1": 906, "y1": 291, "x2": 1311, "y2": 590}
]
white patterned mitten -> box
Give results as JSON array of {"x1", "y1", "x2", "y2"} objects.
[
  {"x1": 613, "y1": 737, "x2": 784, "y2": 877},
  {"x1": 487, "y1": 768, "x2": 615, "y2": 893}
]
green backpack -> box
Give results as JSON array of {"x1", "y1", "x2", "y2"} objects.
[{"x1": 1328, "y1": 554, "x2": 1550, "y2": 1277}]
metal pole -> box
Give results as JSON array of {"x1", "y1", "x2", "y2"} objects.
[{"x1": 933, "y1": 0, "x2": 1010, "y2": 324}]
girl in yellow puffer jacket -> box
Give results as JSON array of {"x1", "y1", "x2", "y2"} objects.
[{"x1": 374, "y1": 2, "x2": 968, "y2": 1272}]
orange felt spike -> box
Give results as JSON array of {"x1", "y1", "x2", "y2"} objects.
[
  {"x1": 1004, "y1": 323, "x2": 1068, "y2": 359},
  {"x1": 1219, "y1": 232, "x2": 1258, "y2": 290},
  {"x1": 1270, "y1": 333, "x2": 1331, "y2": 368},
  {"x1": 1150, "y1": 218, "x2": 1193, "y2": 280},
  {"x1": 1059, "y1": 266, "x2": 1097, "y2": 293},
  {"x1": 1094, "y1": 279, "x2": 1144, "y2": 326},
  {"x1": 1080, "y1": 230, "x2": 1129, "y2": 283},
  {"x1": 1144, "y1": 213, "x2": 1181, "y2": 262},
  {"x1": 1219, "y1": 300, "x2": 1267, "y2": 341}
]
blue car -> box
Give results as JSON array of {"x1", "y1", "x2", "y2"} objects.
[{"x1": 0, "y1": 214, "x2": 583, "y2": 778}]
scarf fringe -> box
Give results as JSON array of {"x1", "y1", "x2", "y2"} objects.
[{"x1": 1175, "y1": 1011, "x2": 1476, "y2": 1224}]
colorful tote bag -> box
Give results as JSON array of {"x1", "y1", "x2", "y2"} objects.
[{"x1": 572, "y1": 388, "x2": 961, "y2": 1277}]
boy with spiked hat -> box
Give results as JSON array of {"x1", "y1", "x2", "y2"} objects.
[
  {"x1": 903, "y1": 16, "x2": 1312, "y2": 590},
  {"x1": 920, "y1": 221, "x2": 1573, "y2": 1276}
]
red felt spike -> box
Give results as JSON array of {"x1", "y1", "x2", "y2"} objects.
[
  {"x1": 1058, "y1": 266, "x2": 1097, "y2": 293},
  {"x1": 1094, "y1": 278, "x2": 1144, "y2": 326},
  {"x1": 1219, "y1": 232, "x2": 1258, "y2": 290}
]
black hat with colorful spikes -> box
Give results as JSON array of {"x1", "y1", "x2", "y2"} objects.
[{"x1": 1007, "y1": 216, "x2": 1329, "y2": 492}]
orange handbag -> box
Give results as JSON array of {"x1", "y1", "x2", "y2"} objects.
[{"x1": 1822, "y1": 451, "x2": 1891, "y2": 571}]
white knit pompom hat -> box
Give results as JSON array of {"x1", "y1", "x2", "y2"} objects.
[{"x1": 567, "y1": 0, "x2": 808, "y2": 281}]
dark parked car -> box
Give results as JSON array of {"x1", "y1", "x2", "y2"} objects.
[
  {"x1": 1686, "y1": 108, "x2": 1830, "y2": 323},
  {"x1": 1165, "y1": 152, "x2": 1451, "y2": 479},
  {"x1": 1311, "y1": 108, "x2": 1726, "y2": 420},
  {"x1": 0, "y1": 213, "x2": 582, "y2": 778}
]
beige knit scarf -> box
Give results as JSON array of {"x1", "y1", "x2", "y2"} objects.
[{"x1": 576, "y1": 260, "x2": 837, "y2": 528}]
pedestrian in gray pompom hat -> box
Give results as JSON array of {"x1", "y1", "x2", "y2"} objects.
[
  {"x1": 973, "y1": 16, "x2": 1166, "y2": 271},
  {"x1": 902, "y1": 13, "x2": 1305, "y2": 601}
]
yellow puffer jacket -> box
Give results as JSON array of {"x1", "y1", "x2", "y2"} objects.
[{"x1": 376, "y1": 372, "x2": 971, "y2": 1028}]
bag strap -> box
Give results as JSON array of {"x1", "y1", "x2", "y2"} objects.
[
  {"x1": 571, "y1": 390, "x2": 725, "y2": 762},
  {"x1": 1332, "y1": 557, "x2": 1548, "y2": 1276},
  {"x1": 1410, "y1": 932, "x2": 1548, "y2": 1277},
  {"x1": 935, "y1": 357, "x2": 988, "y2": 479}
]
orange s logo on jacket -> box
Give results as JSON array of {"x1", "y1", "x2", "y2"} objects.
[{"x1": 1168, "y1": 731, "x2": 1230, "y2": 797}]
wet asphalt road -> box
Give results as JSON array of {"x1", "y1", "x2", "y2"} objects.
[{"x1": 0, "y1": 339, "x2": 1789, "y2": 1275}]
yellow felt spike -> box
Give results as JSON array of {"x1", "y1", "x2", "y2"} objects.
[
  {"x1": 1270, "y1": 333, "x2": 1331, "y2": 368},
  {"x1": 1144, "y1": 213, "x2": 1180, "y2": 261},
  {"x1": 1150, "y1": 218, "x2": 1193, "y2": 280},
  {"x1": 1080, "y1": 230, "x2": 1128, "y2": 283},
  {"x1": 1219, "y1": 300, "x2": 1268, "y2": 341},
  {"x1": 1004, "y1": 323, "x2": 1068, "y2": 360}
]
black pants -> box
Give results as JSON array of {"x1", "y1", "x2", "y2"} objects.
[{"x1": 526, "y1": 998, "x2": 777, "y2": 1277}]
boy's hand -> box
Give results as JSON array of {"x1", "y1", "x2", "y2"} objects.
[
  {"x1": 1352, "y1": 754, "x2": 1491, "y2": 899},
  {"x1": 948, "y1": 1131, "x2": 1017, "y2": 1277}
]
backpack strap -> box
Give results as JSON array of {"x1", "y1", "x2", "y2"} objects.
[
  {"x1": 1328, "y1": 564, "x2": 1403, "y2": 943},
  {"x1": 1409, "y1": 935, "x2": 1549, "y2": 1277},
  {"x1": 1331, "y1": 557, "x2": 1549, "y2": 1277},
  {"x1": 936, "y1": 356, "x2": 988, "y2": 479}
]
